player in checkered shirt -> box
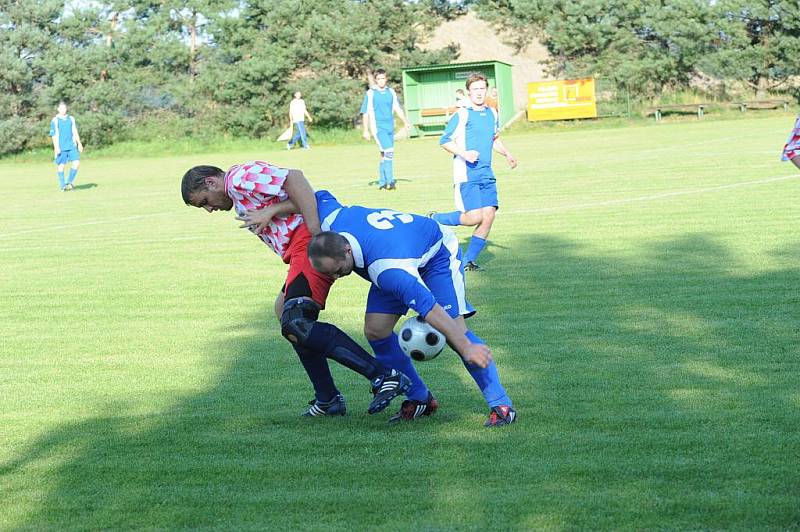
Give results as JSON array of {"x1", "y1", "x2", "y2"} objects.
[
  {"x1": 781, "y1": 116, "x2": 800, "y2": 170},
  {"x1": 181, "y1": 161, "x2": 410, "y2": 417}
]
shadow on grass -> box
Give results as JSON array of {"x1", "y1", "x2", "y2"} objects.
[
  {"x1": 3, "y1": 233, "x2": 799, "y2": 529},
  {"x1": 72, "y1": 183, "x2": 98, "y2": 191}
]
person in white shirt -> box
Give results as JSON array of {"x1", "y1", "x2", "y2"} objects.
[
  {"x1": 287, "y1": 91, "x2": 313, "y2": 150},
  {"x1": 455, "y1": 89, "x2": 468, "y2": 109}
]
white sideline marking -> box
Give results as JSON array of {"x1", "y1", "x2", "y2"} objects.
[
  {"x1": 501, "y1": 174, "x2": 798, "y2": 216},
  {"x1": 0, "y1": 212, "x2": 172, "y2": 239},
  {"x1": 1, "y1": 174, "x2": 795, "y2": 242}
]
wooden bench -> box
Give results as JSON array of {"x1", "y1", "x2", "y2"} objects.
[
  {"x1": 646, "y1": 103, "x2": 709, "y2": 121},
  {"x1": 412, "y1": 107, "x2": 460, "y2": 135},
  {"x1": 734, "y1": 99, "x2": 790, "y2": 112},
  {"x1": 420, "y1": 107, "x2": 457, "y2": 118}
]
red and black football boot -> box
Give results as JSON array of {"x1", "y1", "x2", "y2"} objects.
[{"x1": 389, "y1": 392, "x2": 438, "y2": 422}]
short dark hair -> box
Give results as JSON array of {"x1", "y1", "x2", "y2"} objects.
[
  {"x1": 465, "y1": 72, "x2": 488, "y2": 90},
  {"x1": 308, "y1": 232, "x2": 349, "y2": 263},
  {"x1": 181, "y1": 165, "x2": 224, "y2": 204},
  {"x1": 374, "y1": 68, "x2": 387, "y2": 77}
]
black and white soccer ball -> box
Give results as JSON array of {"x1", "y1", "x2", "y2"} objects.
[{"x1": 398, "y1": 315, "x2": 446, "y2": 361}]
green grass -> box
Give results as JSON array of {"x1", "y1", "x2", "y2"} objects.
[{"x1": 1, "y1": 114, "x2": 799, "y2": 530}]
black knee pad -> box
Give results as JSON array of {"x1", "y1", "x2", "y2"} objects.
[{"x1": 280, "y1": 297, "x2": 321, "y2": 346}]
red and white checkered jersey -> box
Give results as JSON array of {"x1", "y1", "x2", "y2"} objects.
[
  {"x1": 224, "y1": 161, "x2": 303, "y2": 258},
  {"x1": 782, "y1": 116, "x2": 800, "y2": 161}
]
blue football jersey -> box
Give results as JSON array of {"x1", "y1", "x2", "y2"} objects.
[
  {"x1": 360, "y1": 88, "x2": 397, "y2": 132},
  {"x1": 49, "y1": 115, "x2": 77, "y2": 152},
  {"x1": 317, "y1": 190, "x2": 445, "y2": 316},
  {"x1": 440, "y1": 107, "x2": 499, "y2": 181}
]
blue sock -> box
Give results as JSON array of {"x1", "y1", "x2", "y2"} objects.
[
  {"x1": 67, "y1": 168, "x2": 78, "y2": 184},
  {"x1": 378, "y1": 160, "x2": 387, "y2": 187},
  {"x1": 369, "y1": 333, "x2": 430, "y2": 401},
  {"x1": 463, "y1": 330, "x2": 511, "y2": 407},
  {"x1": 464, "y1": 235, "x2": 487, "y2": 263},
  {"x1": 57, "y1": 171, "x2": 65, "y2": 188},
  {"x1": 385, "y1": 156, "x2": 395, "y2": 184},
  {"x1": 432, "y1": 211, "x2": 462, "y2": 225}
]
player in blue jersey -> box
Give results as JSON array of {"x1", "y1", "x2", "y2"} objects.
[
  {"x1": 430, "y1": 73, "x2": 517, "y2": 272},
  {"x1": 49, "y1": 101, "x2": 84, "y2": 191},
  {"x1": 360, "y1": 69, "x2": 411, "y2": 191},
  {"x1": 307, "y1": 190, "x2": 517, "y2": 427}
]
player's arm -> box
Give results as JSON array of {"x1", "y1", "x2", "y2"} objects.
[
  {"x1": 282, "y1": 169, "x2": 321, "y2": 235},
  {"x1": 492, "y1": 138, "x2": 516, "y2": 169},
  {"x1": 72, "y1": 118, "x2": 83, "y2": 152},
  {"x1": 423, "y1": 304, "x2": 491, "y2": 368},
  {"x1": 236, "y1": 199, "x2": 298, "y2": 232},
  {"x1": 50, "y1": 119, "x2": 59, "y2": 155},
  {"x1": 304, "y1": 106, "x2": 312, "y2": 123},
  {"x1": 439, "y1": 114, "x2": 478, "y2": 163},
  {"x1": 236, "y1": 170, "x2": 319, "y2": 233},
  {"x1": 374, "y1": 269, "x2": 491, "y2": 368},
  {"x1": 361, "y1": 114, "x2": 370, "y2": 140},
  {"x1": 360, "y1": 92, "x2": 371, "y2": 140},
  {"x1": 392, "y1": 96, "x2": 410, "y2": 131}
]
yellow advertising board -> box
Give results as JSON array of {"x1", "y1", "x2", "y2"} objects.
[{"x1": 527, "y1": 78, "x2": 597, "y2": 121}]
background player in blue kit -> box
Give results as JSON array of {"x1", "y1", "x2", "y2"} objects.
[
  {"x1": 307, "y1": 190, "x2": 517, "y2": 427},
  {"x1": 49, "y1": 101, "x2": 84, "y2": 191},
  {"x1": 360, "y1": 69, "x2": 411, "y2": 190},
  {"x1": 431, "y1": 73, "x2": 517, "y2": 272}
]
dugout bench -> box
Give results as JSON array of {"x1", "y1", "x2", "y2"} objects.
[
  {"x1": 733, "y1": 99, "x2": 790, "y2": 112},
  {"x1": 646, "y1": 103, "x2": 709, "y2": 121},
  {"x1": 412, "y1": 107, "x2": 458, "y2": 135}
]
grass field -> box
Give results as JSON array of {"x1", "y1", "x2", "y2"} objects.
[{"x1": 1, "y1": 114, "x2": 799, "y2": 530}]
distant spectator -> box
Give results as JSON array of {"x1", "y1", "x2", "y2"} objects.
[
  {"x1": 287, "y1": 91, "x2": 312, "y2": 150},
  {"x1": 781, "y1": 116, "x2": 800, "y2": 170},
  {"x1": 455, "y1": 89, "x2": 468, "y2": 109},
  {"x1": 485, "y1": 87, "x2": 499, "y2": 113},
  {"x1": 49, "y1": 101, "x2": 83, "y2": 191}
]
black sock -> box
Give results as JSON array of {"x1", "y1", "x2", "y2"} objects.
[
  {"x1": 292, "y1": 344, "x2": 339, "y2": 402},
  {"x1": 304, "y1": 321, "x2": 386, "y2": 381}
]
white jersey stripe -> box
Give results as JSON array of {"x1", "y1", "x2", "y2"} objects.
[
  {"x1": 321, "y1": 208, "x2": 341, "y2": 231},
  {"x1": 340, "y1": 232, "x2": 365, "y2": 268},
  {"x1": 368, "y1": 259, "x2": 424, "y2": 290},
  {"x1": 366, "y1": 237, "x2": 442, "y2": 289},
  {"x1": 440, "y1": 225, "x2": 468, "y2": 316}
]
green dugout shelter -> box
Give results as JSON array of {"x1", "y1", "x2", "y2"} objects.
[{"x1": 401, "y1": 60, "x2": 514, "y2": 137}]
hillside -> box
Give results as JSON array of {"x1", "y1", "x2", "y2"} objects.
[{"x1": 421, "y1": 11, "x2": 551, "y2": 112}]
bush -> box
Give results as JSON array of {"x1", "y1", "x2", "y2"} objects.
[{"x1": 0, "y1": 117, "x2": 38, "y2": 154}]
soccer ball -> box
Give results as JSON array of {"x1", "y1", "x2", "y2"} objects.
[{"x1": 398, "y1": 315, "x2": 446, "y2": 361}]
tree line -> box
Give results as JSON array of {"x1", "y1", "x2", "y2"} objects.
[
  {"x1": 2, "y1": 0, "x2": 798, "y2": 155},
  {"x1": 476, "y1": 0, "x2": 800, "y2": 99},
  {"x1": 0, "y1": 0, "x2": 459, "y2": 154}
]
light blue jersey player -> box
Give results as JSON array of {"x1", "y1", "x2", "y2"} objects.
[
  {"x1": 49, "y1": 101, "x2": 84, "y2": 191},
  {"x1": 308, "y1": 190, "x2": 517, "y2": 427},
  {"x1": 431, "y1": 73, "x2": 517, "y2": 272},
  {"x1": 360, "y1": 69, "x2": 410, "y2": 190}
]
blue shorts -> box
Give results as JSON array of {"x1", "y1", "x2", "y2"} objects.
[
  {"x1": 365, "y1": 229, "x2": 476, "y2": 319},
  {"x1": 455, "y1": 176, "x2": 498, "y2": 212},
  {"x1": 55, "y1": 149, "x2": 80, "y2": 165},
  {"x1": 375, "y1": 129, "x2": 394, "y2": 152}
]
